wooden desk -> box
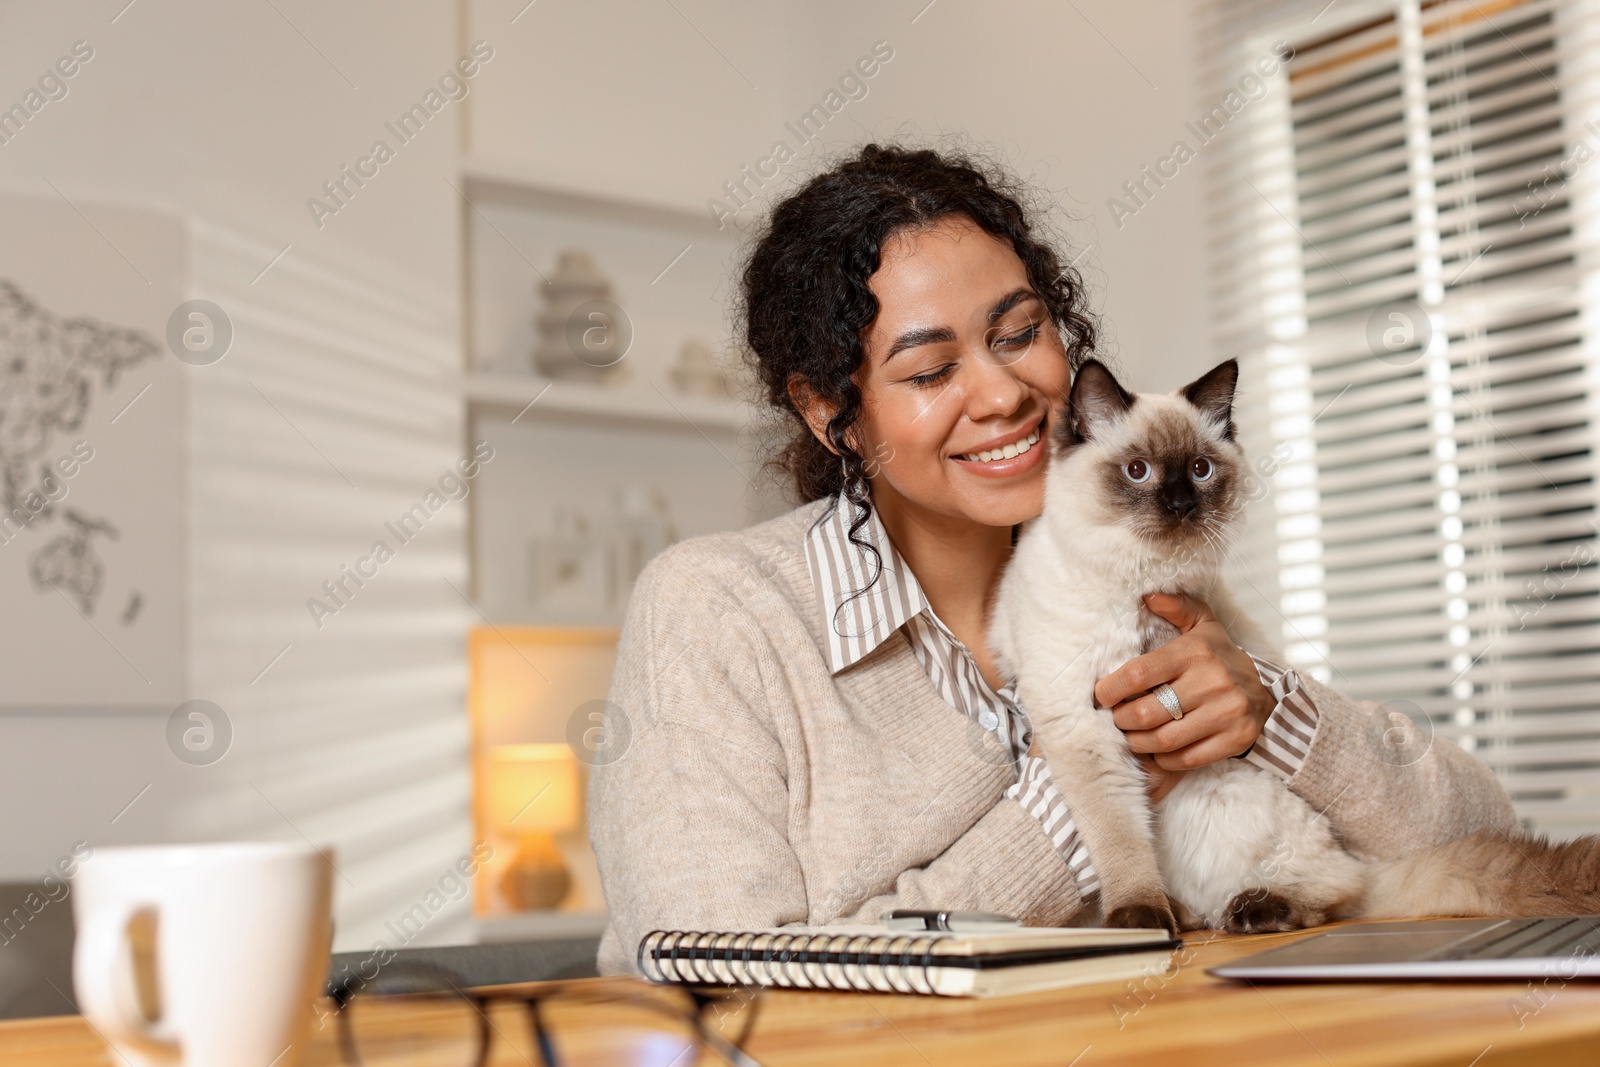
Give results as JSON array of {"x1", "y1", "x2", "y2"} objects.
[{"x1": 6, "y1": 925, "x2": 1599, "y2": 1066}]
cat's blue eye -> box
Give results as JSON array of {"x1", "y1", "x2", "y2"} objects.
[
  {"x1": 1124, "y1": 459, "x2": 1151, "y2": 483},
  {"x1": 1191, "y1": 458, "x2": 1214, "y2": 482}
]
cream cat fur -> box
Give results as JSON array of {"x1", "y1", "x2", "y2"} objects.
[{"x1": 991, "y1": 358, "x2": 1600, "y2": 932}]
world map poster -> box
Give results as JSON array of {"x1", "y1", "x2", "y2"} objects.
[{"x1": 0, "y1": 195, "x2": 185, "y2": 706}]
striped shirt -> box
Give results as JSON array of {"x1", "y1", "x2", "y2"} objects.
[{"x1": 803, "y1": 494, "x2": 1316, "y2": 900}]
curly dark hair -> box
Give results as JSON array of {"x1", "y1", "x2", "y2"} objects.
[{"x1": 737, "y1": 142, "x2": 1099, "y2": 517}]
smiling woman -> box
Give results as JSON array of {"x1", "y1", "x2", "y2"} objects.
[{"x1": 586, "y1": 143, "x2": 1518, "y2": 975}]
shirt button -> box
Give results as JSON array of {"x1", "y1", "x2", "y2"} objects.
[{"x1": 978, "y1": 709, "x2": 999, "y2": 730}]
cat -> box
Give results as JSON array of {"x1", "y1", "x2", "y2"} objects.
[{"x1": 989, "y1": 357, "x2": 1600, "y2": 933}]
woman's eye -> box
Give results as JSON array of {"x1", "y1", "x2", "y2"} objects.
[
  {"x1": 994, "y1": 323, "x2": 1039, "y2": 349},
  {"x1": 908, "y1": 365, "x2": 954, "y2": 387},
  {"x1": 1191, "y1": 457, "x2": 1213, "y2": 482},
  {"x1": 1124, "y1": 459, "x2": 1151, "y2": 483}
]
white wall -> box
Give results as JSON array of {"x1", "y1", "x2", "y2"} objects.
[
  {"x1": 0, "y1": 0, "x2": 472, "y2": 951},
  {"x1": 182, "y1": 220, "x2": 470, "y2": 950},
  {"x1": 0, "y1": 1, "x2": 461, "y2": 296}
]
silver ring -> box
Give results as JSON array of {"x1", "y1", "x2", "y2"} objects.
[{"x1": 1153, "y1": 683, "x2": 1184, "y2": 721}]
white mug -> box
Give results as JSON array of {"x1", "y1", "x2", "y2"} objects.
[{"x1": 72, "y1": 842, "x2": 334, "y2": 1067}]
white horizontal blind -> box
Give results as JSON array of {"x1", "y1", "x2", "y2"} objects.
[{"x1": 1203, "y1": 0, "x2": 1600, "y2": 833}]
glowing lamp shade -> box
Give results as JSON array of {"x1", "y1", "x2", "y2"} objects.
[
  {"x1": 487, "y1": 744, "x2": 580, "y2": 835},
  {"x1": 486, "y1": 744, "x2": 579, "y2": 910}
]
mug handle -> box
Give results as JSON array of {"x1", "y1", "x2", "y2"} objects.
[{"x1": 73, "y1": 901, "x2": 181, "y2": 1058}]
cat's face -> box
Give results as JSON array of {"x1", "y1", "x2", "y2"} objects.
[{"x1": 1052, "y1": 359, "x2": 1245, "y2": 561}]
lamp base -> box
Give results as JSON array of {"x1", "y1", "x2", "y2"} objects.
[{"x1": 500, "y1": 833, "x2": 571, "y2": 911}]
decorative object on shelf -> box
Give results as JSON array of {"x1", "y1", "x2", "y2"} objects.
[
  {"x1": 612, "y1": 485, "x2": 676, "y2": 593},
  {"x1": 669, "y1": 336, "x2": 737, "y2": 400},
  {"x1": 487, "y1": 743, "x2": 580, "y2": 911},
  {"x1": 526, "y1": 489, "x2": 677, "y2": 614},
  {"x1": 527, "y1": 509, "x2": 608, "y2": 612},
  {"x1": 531, "y1": 250, "x2": 631, "y2": 383}
]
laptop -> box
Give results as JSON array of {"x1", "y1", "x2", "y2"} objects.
[{"x1": 1209, "y1": 916, "x2": 1600, "y2": 980}]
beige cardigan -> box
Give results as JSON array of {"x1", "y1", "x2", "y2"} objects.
[{"x1": 589, "y1": 499, "x2": 1518, "y2": 975}]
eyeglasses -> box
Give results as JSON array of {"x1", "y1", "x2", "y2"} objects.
[{"x1": 327, "y1": 961, "x2": 765, "y2": 1067}]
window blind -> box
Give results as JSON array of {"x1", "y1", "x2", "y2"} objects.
[{"x1": 1201, "y1": 0, "x2": 1600, "y2": 835}]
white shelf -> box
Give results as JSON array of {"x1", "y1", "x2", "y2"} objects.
[
  {"x1": 474, "y1": 909, "x2": 610, "y2": 944},
  {"x1": 459, "y1": 153, "x2": 729, "y2": 235},
  {"x1": 466, "y1": 371, "x2": 748, "y2": 432}
]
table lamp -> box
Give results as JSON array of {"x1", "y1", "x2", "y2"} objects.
[{"x1": 486, "y1": 743, "x2": 580, "y2": 910}]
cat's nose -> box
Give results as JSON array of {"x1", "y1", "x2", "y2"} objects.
[{"x1": 1163, "y1": 489, "x2": 1198, "y2": 521}]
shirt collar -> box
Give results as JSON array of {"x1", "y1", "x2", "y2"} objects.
[{"x1": 803, "y1": 494, "x2": 930, "y2": 674}]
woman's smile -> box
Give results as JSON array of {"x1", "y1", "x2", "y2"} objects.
[{"x1": 950, "y1": 415, "x2": 1048, "y2": 478}]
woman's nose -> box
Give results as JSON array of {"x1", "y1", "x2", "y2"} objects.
[{"x1": 961, "y1": 341, "x2": 1031, "y2": 419}]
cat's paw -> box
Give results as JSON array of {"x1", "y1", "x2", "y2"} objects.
[
  {"x1": 1221, "y1": 888, "x2": 1323, "y2": 934},
  {"x1": 1168, "y1": 895, "x2": 1208, "y2": 932},
  {"x1": 1104, "y1": 900, "x2": 1178, "y2": 935}
]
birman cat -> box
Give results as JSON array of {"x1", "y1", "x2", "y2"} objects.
[{"x1": 990, "y1": 358, "x2": 1600, "y2": 933}]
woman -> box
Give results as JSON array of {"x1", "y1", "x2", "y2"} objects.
[{"x1": 589, "y1": 144, "x2": 1516, "y2": 975}]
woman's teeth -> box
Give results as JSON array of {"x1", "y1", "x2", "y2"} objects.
[{"x1": 959, "y1": 426, "x2": 1041, "y2": 464}]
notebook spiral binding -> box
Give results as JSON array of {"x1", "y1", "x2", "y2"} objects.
[{"x1": 637, "y1": 930, "x2": 946, "y2": 994}]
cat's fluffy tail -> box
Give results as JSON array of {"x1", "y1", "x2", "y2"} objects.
[{"x1": 1353, "y1": 830, "x2": 1600, "y2": 918}]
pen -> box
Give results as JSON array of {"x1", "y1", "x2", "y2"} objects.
[{"x1": 883, "y1": 909, "x2": 1023, "y2": 932}]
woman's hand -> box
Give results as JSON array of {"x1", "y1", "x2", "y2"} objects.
[
  {"x1": 1137, "y1": 753, "x2": 1187, "y2": 803},
  {"x1": 1094, "y1": 592, "x2": 1274, "y2": 773}
]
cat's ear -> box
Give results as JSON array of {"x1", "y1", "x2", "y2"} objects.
[
  {"x1": 1058, "y1": 360, "x2": 1135, "y2": 447},
  {"x1": 1180, "y1": 359, "x2": 1239, "y2": 440}
]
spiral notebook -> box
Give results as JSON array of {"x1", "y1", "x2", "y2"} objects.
[{"x1": 637, "y1": 925, "x2": 1180, "y2": 998}]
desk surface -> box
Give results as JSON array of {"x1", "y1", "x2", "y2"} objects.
[{"x1": 6, "y1": 924, "x2": 1599, "y2": 1066}]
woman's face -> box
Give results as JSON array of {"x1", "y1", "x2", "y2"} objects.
[{"x1": 851, "y1": 215, "x2": 1071, "y2": 528}]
